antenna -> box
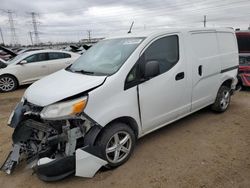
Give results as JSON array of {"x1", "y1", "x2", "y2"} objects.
[{"x1": 128, "y1": 21, "x2": 134, "y2": 34}]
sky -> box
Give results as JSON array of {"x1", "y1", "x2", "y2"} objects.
[{"x1": 0, "y1": 0, "x2": 250, "y2": 45}]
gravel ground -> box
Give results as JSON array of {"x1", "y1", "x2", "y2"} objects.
[{"x1": 0, "y1": 88, "x2": 249, "y2": 188}]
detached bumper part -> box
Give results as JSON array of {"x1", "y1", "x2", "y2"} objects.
[
  {"x1": 35, "y1": 149, "x2": 107, "y2": 181},
  {"x1": 1, "y1": 144, "x2": 21, "y2": 174},
  {"x1": 36, "y1": 156, "x2": 75, "y2": 182},
  {"x1": 75, "y1": 149, "x2": 107, "y2": 178}
]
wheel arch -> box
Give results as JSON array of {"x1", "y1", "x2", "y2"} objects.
[
  {"x1": 221, "y1": 79, "x2": 233, "y2": 88},
  {"x1": 0, "y1": 73, "x2": 20, "y2": 86},
  {"x1": 94, "y1": 116, "x2": 139, "y2": 145}
]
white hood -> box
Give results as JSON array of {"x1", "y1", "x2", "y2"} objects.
[{"x1": 24, "y1": 69, "x2": 106, "y2": 107}]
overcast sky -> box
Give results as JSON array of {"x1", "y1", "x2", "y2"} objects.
[{"x1": 1, "y1": 0, "x2": 250, "y2": 45}]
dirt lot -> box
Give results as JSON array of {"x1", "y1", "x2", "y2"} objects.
[{"x1": 0, "y1": 88, "x2": 249, "y2": 188}]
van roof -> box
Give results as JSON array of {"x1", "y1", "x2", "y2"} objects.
[{"x1": 107, "y1": 27, "x2": 235, "y2": 39}]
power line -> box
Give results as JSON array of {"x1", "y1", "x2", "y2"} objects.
[
  {"x1": 87, "y1": 30, "x2": 91, "y2": 42},
  {"x1": 0, "y1": 27, "x2": 5, "y2": 45},
  {"x1": 27, "y1": 12, "x2": 40, "y2": 45},
  {"x1": 3, "y1": 10, "x2": 18, "y2": 46},
  {"x1": 29, "y1": 31, "x2": 33, "y2": 45}
]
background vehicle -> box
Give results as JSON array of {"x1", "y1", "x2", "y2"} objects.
[
  {"x1": 0, "y1": 50, "x2": 80, "y2": 92},
  {"x1": 236, "y1": 31, "x2": 250, "y2": 87},
  {"x1": 1, "y1": 28, "x2": 238, "y2": 181}
]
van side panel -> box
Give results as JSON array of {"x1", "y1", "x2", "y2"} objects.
[
  {"x1": 217, "y1": 32, "x2": 239, "y2": 71},
  {"x1": 216, "y1": 32, "x2": 239, "y2": 88},
  {"x1": 190, "y1": 32, "x2": 221, "y2": 110}
]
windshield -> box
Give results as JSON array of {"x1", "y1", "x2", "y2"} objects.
[
  {"x1": 68, "y1": 37, "x2": 144, "y2": 75},
  {"x1": 6, "y1": 53, "x2": 27, "y2": 64}
]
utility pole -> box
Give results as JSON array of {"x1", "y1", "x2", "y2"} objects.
[
  {"x1": 28, "y1": 12, "x2": 40, "y2": 45},
  {"x1": 29, "y1": 31, "x2": 33, "y2": 45},
  {"x1": 203, "y1": 15, "x2": 207, "y2": 28},
  {"x1": 87, "y1": 30, "x2": 91, "y2": 43},
  {"x1": 0, "y1": 27, "x2": 5, "y2": 45}
]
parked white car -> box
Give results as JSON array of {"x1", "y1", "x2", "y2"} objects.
[
  {"x1": 0, "y1": 50, "x2": 80, "y2": 92},
  {"x1": 2, "y1": 28, "x2": 239, "y2": 181}
]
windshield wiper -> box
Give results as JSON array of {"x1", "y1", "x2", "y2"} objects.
[{"x1": 74, "y1": 69, "x2": 95, "y2": 75}]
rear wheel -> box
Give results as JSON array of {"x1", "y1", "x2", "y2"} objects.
[
  {"x1": 97, "y1": 122, "x2": 136, "y2": 168},
  {"x1": 211, "y1": 85, "x2": 231, "y2": 112},
  {"x1": 0, "y1": 75, "x2": 18, "y2": 92}
]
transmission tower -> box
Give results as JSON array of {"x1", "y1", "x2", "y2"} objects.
[
  {"x1": 4, "y1": 10, "x2": 18, "y2": 46},
  {"x1": 28, "y1": 12, "x2": 40, "y2": 45}
]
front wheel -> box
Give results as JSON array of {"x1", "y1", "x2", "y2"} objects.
[
  {"x1": 211, "y1": 85, "x2": 231, "y2": 112},
  {"x1": 96, "y1": 123, "x2": 136, "y2": 168},
  {"x1": 0, "y1": 75, "x2": 18, "y2": 92}
]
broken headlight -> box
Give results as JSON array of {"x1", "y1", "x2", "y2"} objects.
[{"x1": 40, "y1": 96, "x2": 88, "y2": 120}]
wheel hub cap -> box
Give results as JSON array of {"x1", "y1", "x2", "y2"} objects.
[
  {"x1": 0, "y1": 77, "x2": 15, "y2": 91},
  {"x1": 220, "y1": 90, "x2": 230, "y2": 110},
  {"x1": 105, "y1": 131, "x2": 132, "y2": 163}
]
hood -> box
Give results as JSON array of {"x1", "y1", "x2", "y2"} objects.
[{"x1": 24, "y1": 69, "x2": 106, "y2": 107}]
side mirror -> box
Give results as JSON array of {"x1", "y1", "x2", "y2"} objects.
[
  {"x1": 144, "y1": 60, "x2": 160, "y2": 79},
  {"x1": 19, "y1": 60, "x2": 27, "y2": 65}
]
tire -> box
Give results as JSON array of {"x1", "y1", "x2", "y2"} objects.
[
  {"x1": 0, "y1": 75, "x2": 18, "y2": 92},
  {"x1": 211, "y1": 85, "x2": 231, "y2": 113},
  {"x1": 96, "y1": 122, "x2": 136, "y2": 168}
]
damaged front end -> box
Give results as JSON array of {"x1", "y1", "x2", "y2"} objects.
[{"x1": 1, "y1": 97, "x2": 107, "y2": 181}]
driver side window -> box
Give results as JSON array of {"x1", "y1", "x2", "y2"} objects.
[
  {"x1": 24, "y1": 53, "x2": 48, "y2": 63},
  {"x1": 125, "y1": 35, "x2": 179, "y2": 90},
  {"x1": 143, "y1": 35, "x2": 179, "y2": 76}
]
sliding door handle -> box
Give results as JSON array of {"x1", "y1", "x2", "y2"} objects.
[{"x1": 198, "y1": 65, "x2": 202, "y2": 76}]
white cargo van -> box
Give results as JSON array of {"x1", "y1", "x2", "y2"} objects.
[{"x1": 1, "y1": 28, "x2": 239, "y2": 181}]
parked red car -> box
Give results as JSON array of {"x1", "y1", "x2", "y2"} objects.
[{"x1": 236, "y1": 31, "x2": 250, "y2": 87}]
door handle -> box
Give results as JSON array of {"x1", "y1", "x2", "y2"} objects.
[
  {"x1": 198, "y1": 65, "x2": 202, "y2": 76},
  {"x1": 175, "y1": 72, "x2": 185, "y2": 81}
]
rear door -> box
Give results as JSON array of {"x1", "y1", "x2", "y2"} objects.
[
  {"x1": 137, "y1": 34, "x2": 191, "y2": 133},
  {"x1": 189, "y1": 31, "x2": 221, "y2": 110},
  {"x1": 47, "y1": 52, "x2": 72, "y2": 74},
  {"x1": 17, "y1": 53, "x2": 49, "y2": 84}
]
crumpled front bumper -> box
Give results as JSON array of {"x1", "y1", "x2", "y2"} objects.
[{"x1": 1, "y1": 101, "x2": 109, "y2": 181}]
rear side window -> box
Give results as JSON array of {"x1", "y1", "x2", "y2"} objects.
[
  {"x1": 48, "y1": 52, "x2": 70, "y2": 60},
  {"x1": 143, "y1": 35, "x2": 179, "y2": 75},
  {"x1": 25, "y1": 53, "x2": 48, "y2": 63},
  {"x1": 64, "y1": 53, "x2": 71, "y2": 58}
]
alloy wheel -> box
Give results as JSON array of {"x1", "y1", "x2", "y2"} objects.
[
  {"x1": 105, "y1": 131, "x2": 132, "y2": 164},
  {"x1": 220, "y1": 90, "x2": 230, "y2": 110},
  {"x1": 0, "y1": 77, "x2": 15, "y2": 92}
]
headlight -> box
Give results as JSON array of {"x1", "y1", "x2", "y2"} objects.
[{"x1": 40, "y1": 96, "x2": 88, "y2": 120}]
